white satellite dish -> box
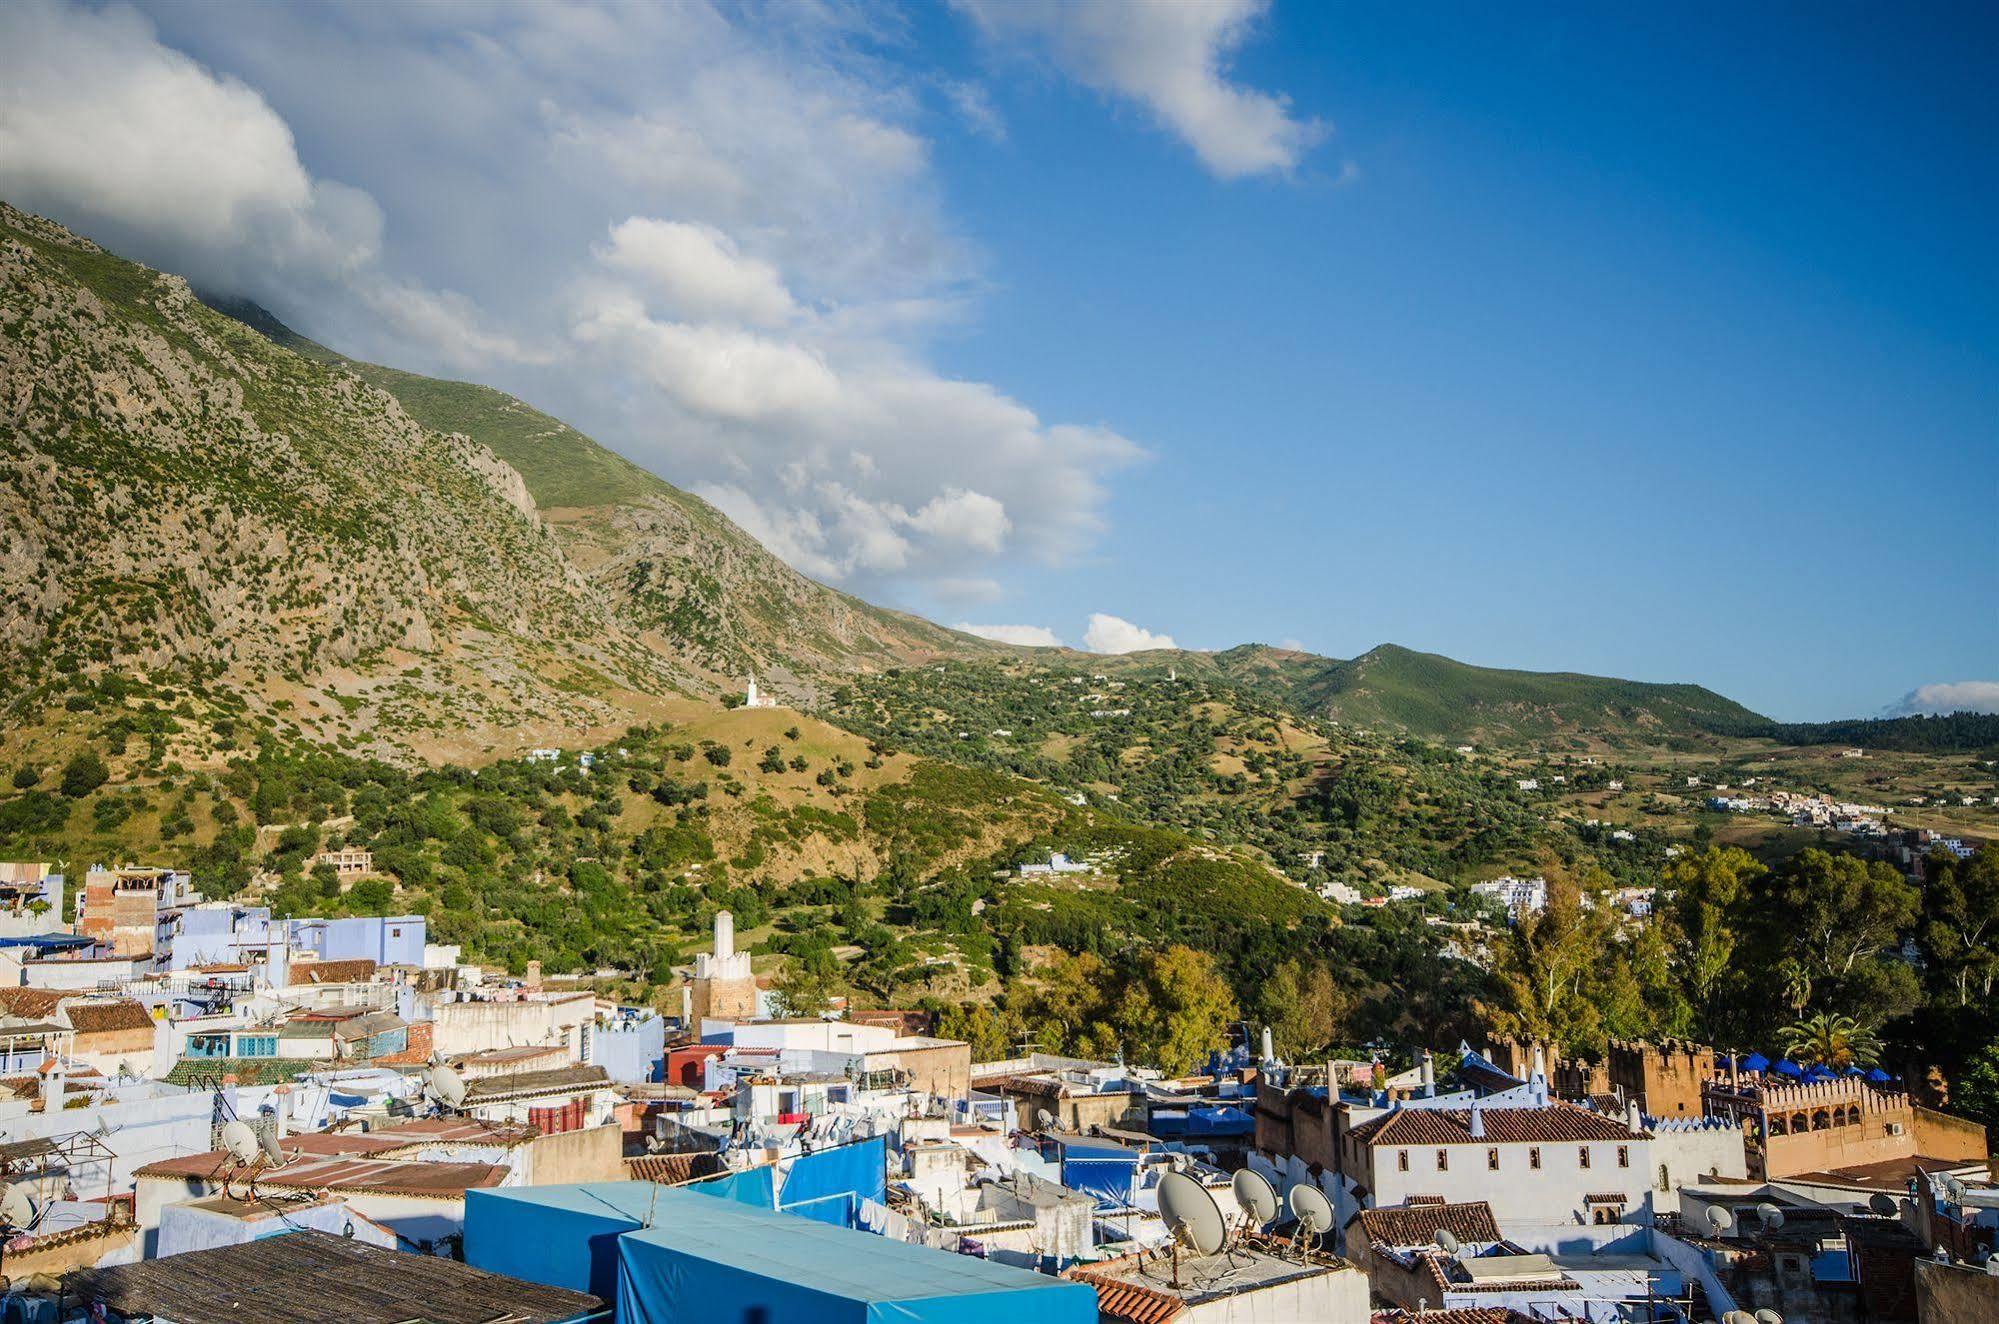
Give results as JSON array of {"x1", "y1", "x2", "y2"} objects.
[
  {"x1": 1290, "y1": 1184, "x2": 1334, "y2": 1238},
  {"x1": 1232, "y1": 1170, "x2": 1278, "y2": 1227},
  {"x1": 427, "y1": 1064, "x2": 468, "y2": 1111},
  {"x1": 1706, "y1": 1205, "x2": 1734, "y2": 1235},
  {"x1": 1434, "y1": 1229, "x2": 1462, "y2": 1256},
  {"x1": 1868, "y1": 1192, "x2": 1899, "y2": 1216},
  {"x1": 1943, "y1": 1176, "x2": 1968, "y2": 1202},
  {"x1": 220, "y1": 1120, "x2": 261, "y2": 1166},
  {"x1": 259, "y1": 1128, "x2": 285, "y2": 1166},
  {"x1": 1034, "y1": 1107, "x2": 1054, "y2": 1132},
  {"x1": 1721, "y1": 1312, "x2": 1756, "y2": 1324},
  {"x1": 1158, "y1": 1172, "x2": 1227, "y2": 1257},
  {"x1": 1756, "y1": 1202, "x2": 1785, "y2": 1231},
  {"x1": 1754, "y1": 1311, "x2": 1783, "y2": 1324},
  {"x1": 0, "y1": 1184, "x2": 36, "y2": 1231}
]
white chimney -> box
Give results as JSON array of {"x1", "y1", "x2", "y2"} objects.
[
  {"x1": 1260, "y1": 1027, "x2": 1274, "y2": 1064},
  {"x1": 1469, "y1": 1100, "x2": 1485, "y2": 1138},
  {"x1": 1531, "y1": 1044, "x2": 1547, "y2": 1081},
  {"x1": 40, "y1": 1064, "x2": 63, "y2": 1112},
  {"x1": 1420, "y1": 1049, "x2": 1436, "y2": 1096},
  {"x1": 1627, "y1": 1098, "x2": 1645, "y2": 1134}
]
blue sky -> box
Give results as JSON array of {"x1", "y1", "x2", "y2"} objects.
[{"x1": 1, "y1": 1, "x2": 1991, "y2": 719}]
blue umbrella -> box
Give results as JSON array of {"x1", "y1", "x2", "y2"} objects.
[
  {"x1": 1843, "y1": 1066, "x2": 1864, "y2": 1077},
  {"x1": 1866, "y1": 1067, "x2": 1892, "y2": 1083},
  {"x1": 1741, "y1": 1053, "x2": 1771, "y2": 1074},
  {"x1": 1803, "y1": 1065, "x2": 1836, "y2": 1083},
  {"x1": 1773, "y1": 1058, "x2": 1804, "y2": 1079}
]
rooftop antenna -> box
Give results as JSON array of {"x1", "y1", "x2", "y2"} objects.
[
  {"x1": 1756, "y1": 1202, "x2": 1785, "y2": 1232},
  {"x1": 1157, "y1": 1172, "x2": 1226, "y2": 1288},
  {"x1": 220, "y1": 1120, "x2": 261, "y2": 1166},
  {"x1": 0, "y1": 1184, "x2": 37, "y2": 1234},
  {"x1": 1289, "y1": 1184, "x2": 1334, "y2": 1261},
  {"x1": 1706, "y1": 1205, "x2": 1734, "y2": 1237},
  {"x1": 1232, "y1": 1170, "x2": 1278, "y2": 1233},
  {"x1": 427, "y1": 1063, "x2": 468, "y2": 1113}
]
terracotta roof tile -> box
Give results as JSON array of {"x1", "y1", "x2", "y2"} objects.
[
  {"x1": 1356, "y1": 1201, "x2": 1503, "y2": 1249},
  {"x1": 1346, "y1": 1103, "x2": 1645, "y2": 1147},
  {"x1": 1066, "y1": 1256, "x2": 1187, "y2": 1324},
  {"x1": 1372, "y1": 1310, "x2": 1519, "y2": 1324},
  {"x1": 62, "y1": 999, "x2": 155, "y2": 1035},
  {"x1": 287, "y1": 958, "x2": 377, "y2": 985},
  {"x1": 0, "y1": 988, "x2": 75, "y2": 1019}
]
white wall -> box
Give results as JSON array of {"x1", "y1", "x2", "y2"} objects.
[{"x1": 1362, "y1": 1137, "x2": 1654, "y2": 1230}]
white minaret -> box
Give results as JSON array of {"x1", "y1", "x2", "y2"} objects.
[
  {"x1": 746, "y1": 675, "x2": 759, "y2": 708},
  {"x1": 715, "y1": 909, "x2": 735, "y2": 962}
]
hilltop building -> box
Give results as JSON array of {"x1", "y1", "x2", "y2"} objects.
[{"x1": 742, "y1": 674, "x2": 779, "y2": 708}]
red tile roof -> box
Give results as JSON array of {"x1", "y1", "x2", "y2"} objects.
[
  {"x1": 1346, "y1": 1103, "x2": 1645, "y2": 1147},
  {"x1": 1066, "y1": 1255, "x2": 1187, "y2": 1324},
  {"x1": 1372, "y1": 1310, "x2": 1519, "y2": 1324},
  {"x1": 131, "y1": 1152, "x2": 507, "y2": 1198},
  {"x1": 0, "y1": 988, "x2": 75, "y2": 1019},
  {"x1": 287, "y1": 958, "x2": 377, "y2": 985},
  {"x1": 1355, "y1": 1201, "x2": 1503, "y2": 1249},
  {"x1": 62, "y1": 999, "x2": 156, "y2": 1035}
]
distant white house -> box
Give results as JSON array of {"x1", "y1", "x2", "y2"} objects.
[
  {"x1": 1019, "y1": 853, "x2": 1094, "y2": 878},
  {"x1": 742, "y1": 675, "x2": 779, "y2": 709},
  {"x1": 526, "y1": 748, "x2": 561, "y2": 764},
  {"x1": 1516, "y1": 778, "x2": 1540, "y2": 791},
  {"x1": 1470, "y1": 875, "x2": 1548, "y2": 919},
  {"x1": 1606, "y1": 780, "x2": 1625, "y2": 791},
  {"x1": 1319, "y1": 880, "x2": 1363, "y2": 906}
]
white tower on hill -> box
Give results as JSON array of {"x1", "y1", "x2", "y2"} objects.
[
  {"x1": 744, "y1": 675, "x2": 778, "y2": 709},
  {"x1": 691, "y1": 909, "x2": 758, "y2": 1022}
]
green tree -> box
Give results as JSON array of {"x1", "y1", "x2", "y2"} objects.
[
  {"x1": 769, "y1": 945, "x2": 842, "y2": 1016},
  {"x1": 10, "y1": 766, "x2": 38, "y2": 790},
  {"x1": 1662, "y1": 847, "x2": 1764, "y2": 1038},
  {"x1": 1116, "y1": 946, "x2": 1238, "y2": 1075},
  {"x1": 1758, "y1": 849, "x2": 1920, "y2": 1016},
  {"x1": 1952, "y1": 1041, "x2": 1999, "y2": 1135},
  {"x1": 59, "y1": 750, "x2": 109, "y2": 798},
  {"x1": 1921, "y1": 848, "x2": 1999, "y2": 1006},
  {"x1": 1259, "y1": 959, "x2": 1350, "y2": 1062},
  {"x1": 1486, "y1": 872, "x2": 1619, "y2": 1051},
  {"x1": 1778, "y1": 1012, "x2": 1882, "y2": 1069}
]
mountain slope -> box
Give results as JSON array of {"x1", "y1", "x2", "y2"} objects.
[
  {"x1": 201, "y1": 296, "x2": 989, "y2": 691},
  {"x1": 1204, "y1": 643, "x2": 1769, "y2": 745}
]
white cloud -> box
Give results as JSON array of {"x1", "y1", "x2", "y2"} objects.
[
  {"x1": 600, "y1": 217, "x2": 797, "y2": 328},
  {"x1": 931, "y1": 576, "x2": 1003, "y2": 603},
  {"x1": 1084, "y1": 613, "x2": 1176, "y2": 654},
  {"x1": 956, "y1": 622, "x2": 1062, "y2": 647},
  {"x1": 0, "y1": 0, "x2": 1145, "y2": 595},
  {"x1": 953, "y1": 0, "x2": 1325, "y2": 179},
  {"x1": 1889, "y1": 681, "x2": 1999, "y2": 717},
  {"x1": 0, "y1": 0, "x2": 379, "y2": 292}
]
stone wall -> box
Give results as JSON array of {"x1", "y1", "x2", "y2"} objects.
[{"x1": 1915, "y1": 1257, "x2": 1999, "y2": 1324}]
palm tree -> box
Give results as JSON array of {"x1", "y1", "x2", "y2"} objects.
[{"x1": 1778, "y1": 1012, "x2": 1882, "y2": 1070}]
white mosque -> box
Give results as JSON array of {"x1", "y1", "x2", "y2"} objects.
[{"x1": 743, "y1": 674, "x2": 779, "y2": 709}]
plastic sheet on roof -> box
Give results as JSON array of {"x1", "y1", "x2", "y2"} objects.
[
  {"x1": 613, "y1": 1190, "x2": 1096, "y2": 1324},
  {"x1": 465, "y1": 1182, "x2": 662, "y2": 1301},
  {"x1": 772, "y1": 1136, "x2": 888, "y2": 1228}
]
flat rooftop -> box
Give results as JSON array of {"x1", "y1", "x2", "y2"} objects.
[
  {"x1": 68, "y1": 1228, "x2": 603, "y2": 1324},
  {"x1": 1077, "y1": 1243, "x2": 1352, "y2": 1308}
]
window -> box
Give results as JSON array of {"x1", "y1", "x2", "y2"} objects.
[
  {"x1": 1397, "y1": 1150, "x2": 1410, "y2": 1172},
  {"x1": 1579, "y1": 1146, "x2": 1592, "y2": 1169},
  {"x1": 1529, "y1": 1147, "x2": 1541, "y2": 1170},
  {"x1": 1437, "y1": 1149, "x2": 1449, "y2": 1171},
  {"x1": 1617, "y1": 1145, "x2": 1630, "y2": 1169},
  {"x1": 1487, "y1": 1148, "x2": 1500, "y2": 1171}
]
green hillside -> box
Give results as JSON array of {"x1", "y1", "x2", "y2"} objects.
[{"x1": 1206, "y1": 643, "x2": 1768, "y2": 746}]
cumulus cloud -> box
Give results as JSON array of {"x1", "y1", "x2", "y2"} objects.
[
  {"x1": 0, "y1": 0, "x2": 1146, "y2": 596},
  {"x1": 1889, "y1": 681, "x2": 1999, "y2": 717},
  {"x1": 0, "y1": 0, "x2": 380, "y2": 292},
  {"x1": 1084, "y1": 613, "x2": 1176, "y2": 654},
  {"x1": 953, "y1": 0, "x2": 1324, "y2": 178},
  {"x1": 955, "y1": 622, "x2": 1062, "y2": 647}
]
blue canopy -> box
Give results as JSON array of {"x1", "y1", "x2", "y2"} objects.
[
  {"x1": 1803, "y1": 1065, "x2": 1836, "y2": 1083},
  {"x1": 1772, "y1": 1058, "x2": 1804, "y2": 1078},
  {"x1": 1053, "y1": 1137, "x2": 1140, "y2": 1211},
  {"x1": 1147, "y1": 1105, "x2": 1253, "y2": 1140},
  {"x1": 1866, "y1": 1067, "x2": 1893, "y2": 1083},
  {"x1": 1739, "y1": 1053, "x2": 1771, "y2": 1074}
]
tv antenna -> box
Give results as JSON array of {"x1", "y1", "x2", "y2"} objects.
[
  {"x1": 1231, "y1": 1170, "x2": 1278, "y2": 1234},
  {"x1": 1157, "y1": 1172, "x2": 1226, "y2": 1289},
  {"x1": 1288, "y1": 1184, "x2": 1334, "y2": 1260},
  {"x1": 427, "y1": 1063, "x2": 468, "y2": 1113}
]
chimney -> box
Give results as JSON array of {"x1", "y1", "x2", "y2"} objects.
[
  {"x1": 1260, "y1": 1026, "x2": 1275, "y2": 1065},
  {"x1": 1627, "y1": 1098, "x2": 1645, "y2": 1134},
  {"x1": 1468, "y1": 1100, "x2": 1485, "y2": 1139},
  {"x1": 1420, "y1": 1049, "x2": 1436, "y2": 1097},
  {"x1": 1531, "y1": 1043, "x2": 1548, "y2": 1082},
  {"x1": 525, "y1": 960, "x2": 543, "y2": 992},
  {"x1": 274, "y1": 1083, "x2": 293, "y2": 1139},
  {"x1": 40, "y1": 1061, "x2": 63, "y2": 1112}
]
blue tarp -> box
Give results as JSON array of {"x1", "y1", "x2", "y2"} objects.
[
  {"x1": 774, "y1": 1136, "x2": 887, "y2": 1228},
  {"x1": 465, "y1": 1182, "x2": 659, "y2": 1302},
  {"x1": 1054, "y1": 1138, "x2": 1139, "y2": 1211},
  {"x1": 0, "y1": 934, "x2": 92, "y2": 950},
  {"x1": 685, "y1": 1163, "x2": 778, "y2": 1210},
  {"x1": 615, "y1": 1188, "x2": 1097, "y2": 1324}
]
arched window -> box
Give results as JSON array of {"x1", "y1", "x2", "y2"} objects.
[
  {"x1": 1811, "y1": 1109, "x2": 1831, "y2": 1131},
  {"x1": 1768, "y1": 1115, "x2": 1788, "y2": 1136}
]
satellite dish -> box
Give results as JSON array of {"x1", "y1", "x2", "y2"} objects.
[
  {"x1": 1722, "y1": 1313, "x2": 1757, "y2": 1324},
  {"x1": 1944, "y1": 1176, "x2": 1968, "y2": 1202},
  {"x1": 1754, "y1": 1311, "x2": 1784, "y2": 1324},
  {"x1": 1289, "y1": 1184, "x2": 1335, "y2": 1237},
  {"x1": 0, "y1": 1184, "x2": 35, "y2": 1230},
  {"x1": 1868, "y1": 1192, "x2": 1899, "y2": 1216},
  {"x1": 1434, "y1": 1229, "x2": 1462, "y2": 1256},
  {"x1": 1756, "y1": 1202, "x2": 1785, "y2": 1231},
  {"x1": 220, "y1": 1120, "x2": 261, "y2": 1166},
  {"x1": 259, "y1": 1128, "x2": 285, "y2": 1166},
  {"x1": 427, "y1": 1064, "x2": 467, "y2": 1111},
  {"x1": 1034, "y1": 1107, "x2": 1054, "y2": 1132},
  {"x1": 1158, "y1": 1172, "x2": 1227, "y2": 1257},
  {"x1": 1706, "y1": 1205, "x2": 1734, "y2": 1234},
  {"x1": 1232, "y1": 1170, "x2": 1278, "y2": 1227}
]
